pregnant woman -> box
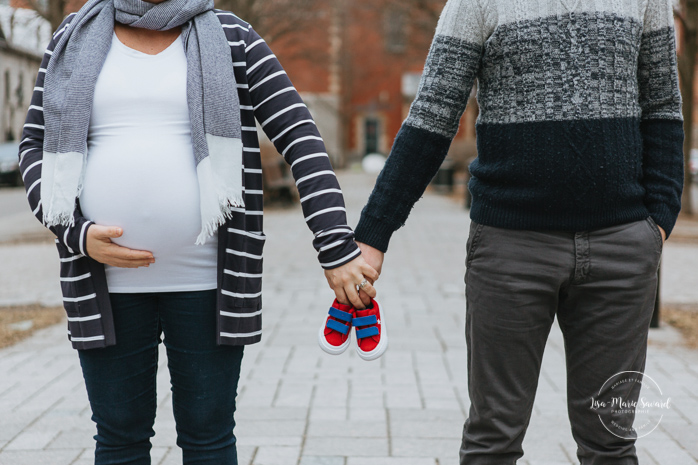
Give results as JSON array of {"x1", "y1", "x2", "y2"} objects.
[{"x1": 18, "y1": 0, "x2": 377, "y2": 463}]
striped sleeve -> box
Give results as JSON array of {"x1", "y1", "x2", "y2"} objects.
[
  {"x1": 244, "y1": 26, "x2": 360, "y2": 269},
  {"x1": 18, "y1": 13, "x2": 94, "y2": 256}
]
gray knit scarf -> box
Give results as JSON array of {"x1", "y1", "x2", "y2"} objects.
[{"x1": 42, "y1": 0, "x2": 243, "y2": 245}]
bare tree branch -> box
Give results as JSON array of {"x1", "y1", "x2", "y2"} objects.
[
  {"x1": 214, "y1": 0, "x2": 326, "y2": 45},
  {"x1": 22, "y1": 0, "x2": 50, "y2": 25}
]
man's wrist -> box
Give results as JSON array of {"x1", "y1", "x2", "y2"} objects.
[{"x1": 354, "y1": 215, "x2": 396, "y2": 254}]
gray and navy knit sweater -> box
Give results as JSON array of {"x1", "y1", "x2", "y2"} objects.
[{"x1": 355, "y1": 0, "x2": 684, "y2": 252}]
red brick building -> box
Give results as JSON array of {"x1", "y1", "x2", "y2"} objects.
[{"x1": 269, "y1": 0, "x2": 477, "y2": 168}]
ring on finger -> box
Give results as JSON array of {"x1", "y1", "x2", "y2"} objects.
[{"x1": 358, "y1": 279, "x2": 369, "y2": 290}]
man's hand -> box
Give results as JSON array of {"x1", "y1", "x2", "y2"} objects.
[
  {"x1": 324, "y1": 254, "x2": 379, "y2": 309},
  {"x1": 357, "y1": 242, "x2": 384, "y2": 275},
  {"x1": 356, "y1": 242, "x2": 385, "y2": 306},
  {"x1": 658, "y1": 225, "x2": 666, "y2": 243},
  {"x1": 85, "y1": 224, "x2": 155, "y2": 268}
]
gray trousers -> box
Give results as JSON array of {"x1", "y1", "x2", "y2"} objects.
[{"x1": 461, "y1": 218, "x2": 663, "y2": 465}]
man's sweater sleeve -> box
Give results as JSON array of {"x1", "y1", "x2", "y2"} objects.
[
  {"x1": 354, "y1": 0, "x2": 486, "y2": 252},
  {"x1": 19, "y1": 14, "x2": 94, "y2": 256},
  {"x1": 638, "y1": 0, "x2": 684, "y2": 237}
]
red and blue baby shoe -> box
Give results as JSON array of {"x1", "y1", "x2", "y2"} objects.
[
  {"x1": 353, "y1": 298, "x2": 387, "y2": 361},
  {"x1": 318, "y1": 299, "x2": 355, "y2": 355},
  {"x1": 318, "y1": 298, "x2": 387, "y2": 361}
]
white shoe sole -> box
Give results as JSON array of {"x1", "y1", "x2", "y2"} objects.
[
  {"x1": 356, "y1": 299, "x2": 388, "y2": 361},
  {"x1": 318, "y1": 322, "x2": 352, "y2": 355}
]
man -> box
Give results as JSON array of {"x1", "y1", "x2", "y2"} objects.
[{"x1": 355, "y1": 0, "x2": 683, "y2": 463}]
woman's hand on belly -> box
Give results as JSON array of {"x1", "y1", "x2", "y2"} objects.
[{"x1": 86, "y1": 224, "x2": 155, "y2": 268}]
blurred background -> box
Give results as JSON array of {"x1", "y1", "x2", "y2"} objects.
[
  {"x1": 4, "y1": 0, "x2": 698, "y2": 211},
  {"x1": 2, "y1": 0, "x2": 698, "y2": 209}
]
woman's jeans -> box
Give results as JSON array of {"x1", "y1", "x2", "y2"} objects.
[{"x1": 78, "y1": 290, "x2": 244, "y2": 465}]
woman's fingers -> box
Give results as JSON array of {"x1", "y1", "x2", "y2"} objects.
[
  {"x1": 358, "y1": 289, "x2": 373, "y2": 308},
  {"x1": 86, "y1": 224, "x2": 155, "y2": 267},
  {"x1": 360, "y1": 281, "x2": 377, "y2": 299},
  {"x1": 110, "y1": 258, "x2": 154, "y2": 268},
  {"x1": 357, "y1": 281, "x2": 377, "y2": 309},
  {"x1": 90, "y1": 224, "x2": 123, "y2": 240},
  {"x1": 105, "y1": 243, "x2": 154, "y2": 261},
  {"x1": 334, "y1": 287, "x2": 350, "y2": 306},
  {"x1": 323, "y1": 255, "x2": 380, "y2": 310},
  {"x1": 343, "y1": 283, "x2": 366, "y2": 310}
]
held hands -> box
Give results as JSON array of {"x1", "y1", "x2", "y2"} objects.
[
  {"x1": 357, "y1": 242, "x2": 384, "y2": 275},
  {"x1": 324, "y1": 254, "x2": 379, "y2": 310},
  {"x1": 85, "y1": 224, "x2": 155, "y2": 268}
]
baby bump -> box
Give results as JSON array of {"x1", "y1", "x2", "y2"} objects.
[{"x1": 80, "y1": 138, "x2": 203, "y2": 257}]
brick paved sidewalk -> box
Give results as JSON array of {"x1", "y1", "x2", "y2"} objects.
[{"x1": 0, "y1": 172, "x2": 697, "y2": 465}]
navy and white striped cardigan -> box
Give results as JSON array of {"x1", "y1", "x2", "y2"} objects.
[{"x1": 19, "y1": 10, "x2": 360, "y2": 350}]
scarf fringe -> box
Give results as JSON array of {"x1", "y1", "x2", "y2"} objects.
[
  {"x1": 41, "y1": 151, "x2": 85, "y2": 228},
  {"x1": 44, "y1": 209, "x2": 77, "y2": 228},
  {"x1": 196, "y1": 193, "x2": 245, "y2": 245},
  {"x1": 195, "y1": 150, "x2": 245, "y2": 245}
]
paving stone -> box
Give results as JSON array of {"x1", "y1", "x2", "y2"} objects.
[
  {"x1": 239, "y1": 436, "x2": 302, "y2": 447},
  {"x1": 308, "y1": 407, "x2": 347, "y2": 421},
  {"x1": 346, "y1": 458, "x2": 435, "y2": 465},
  {"x1": 307, "y1": 419, "x2": 387, "y2": 438},
  {"x1": 236, "y1": 445, "x2": 257, "y2": 465},
  {"x1": 391, "y1": 437, "x2": 460, "y2": 457},
  {"x1": 298, "y1": 456, "x2": 345, "y2": 465},
  {"x1": 153, "y1": 447, "x2": 178, "y2": 465},
  {"x1": 637, "y1": 433, "x2": 698, "y2": 464},
  {"x1": 389, "y1": 420, "x2": 463, "y2": 439},
  {"x1": 4, "y1": 430, "x2": 58, "y2": 451},
  {"x1": 45, "y1": 429, "x2": 95, "y2": 449},
  {"x1": 0, "y1": 449, "x2": 81, "y2": 465},
  {"x1": 237, "y1": 420, "x2": 306, "y2": 437},
  {"x1": 235, "y1": 407, "x2": 306, "y2": 421},
  {"x1": 253, "y1": 446, "x2": 301, "y2": 465},
  {"x1": 302, "y1": 437, "x2": 388, "y2": 457},
  {"x1": 274, "y1": 381, "x2": 314, "y2": 408}
]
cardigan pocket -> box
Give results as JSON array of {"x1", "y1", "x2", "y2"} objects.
[
  {"x1": 221, "y1": 229, "x2": 266, "y2": 308},
  {"x1": 55, "y1": 240, "x2": 108, "y2": 347}
]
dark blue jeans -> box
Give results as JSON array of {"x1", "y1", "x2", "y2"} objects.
[{"x1": 78, "y1": 290, "x2": 244, "y2": 465}]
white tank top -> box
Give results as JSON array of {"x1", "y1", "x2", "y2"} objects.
[{"x1": 80, "y1": 33, "x2": 218, "y2": 293}]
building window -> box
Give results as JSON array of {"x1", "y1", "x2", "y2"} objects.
[
  {"x1": 364, "y1": 118, "x2": 380, "y2": 155},
  {"x1": 384, "y1": 6, "x2": 407, "y2": 54}
]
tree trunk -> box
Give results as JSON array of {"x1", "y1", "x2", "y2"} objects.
[
  {"x1": 678, "y1": 0, "x2": 698, "y2": 215},
  {"x1": 680, "y1": 38, "x2": 696, "y2": 215},
  {"x1": 48, "y1": 0, "x2": 67, "y2": 32}
]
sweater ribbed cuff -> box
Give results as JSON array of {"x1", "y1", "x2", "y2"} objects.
[{"x1": 354, "y1": 214, "x2": 399, "y2": 253}]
